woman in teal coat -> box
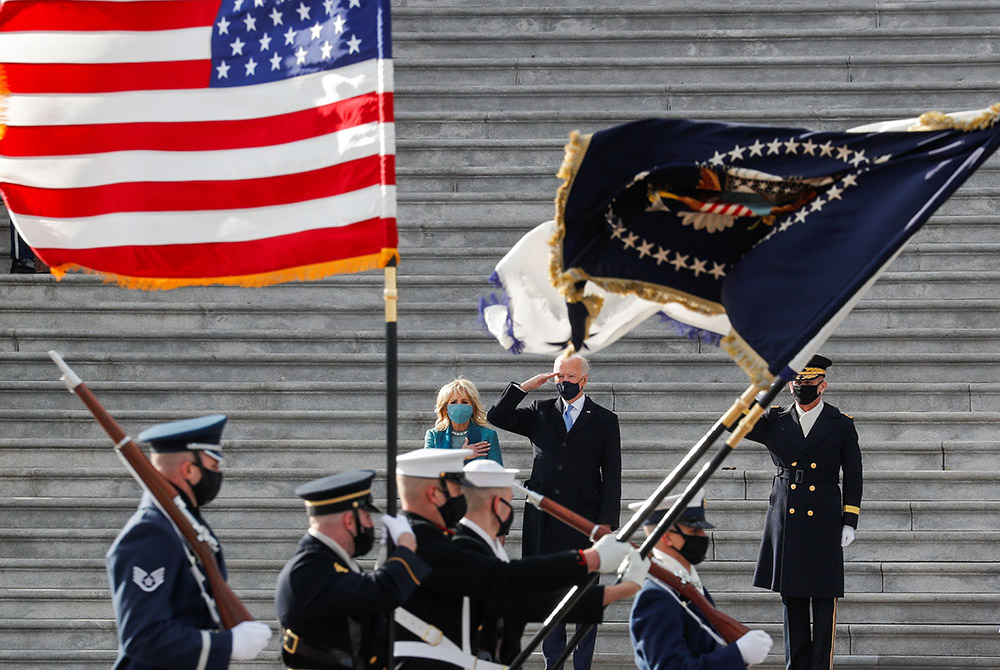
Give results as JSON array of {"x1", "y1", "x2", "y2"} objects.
[{"x1": 424, "y1": 378, "x2": 503, "y2": 465}]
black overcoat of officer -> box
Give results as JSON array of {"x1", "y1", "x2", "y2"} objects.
[
  {"x1": 745, "y1": 402, "x2": 862, "y2": 598},
  {"x1": 487, "y1": 382, "x2": 621, "y2": 555}
]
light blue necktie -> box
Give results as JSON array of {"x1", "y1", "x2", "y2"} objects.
[{"x1": 563, "y1": 404, "x2": 574, "y2": 431}]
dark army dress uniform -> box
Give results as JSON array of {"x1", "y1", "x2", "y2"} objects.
[
  {"x1": 747, "y1": 402, "x2": 862, "y2": 598},
  {"x1": 743, "y1": 355, "x2": 862, "y2": 670},
  {"x1": 275, "y1": 471, "x2": 430, "y2": 670}
]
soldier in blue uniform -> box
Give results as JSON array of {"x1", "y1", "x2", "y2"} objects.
[
  {"x1": 275, "y1": 469, "x2": 430, "y2": 670},
  {"x1": 629, "y1": 491, "x2": 773, "y2": 669},
  {"x1": 106, "y1": 415, "x2": 272, "y2": 670},
  {"x1": 742, "y1": 355, "x2": 863, "y2": 670}
]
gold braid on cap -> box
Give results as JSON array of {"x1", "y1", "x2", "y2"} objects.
[
  {"x1": 303, "y1": 488, "x2": 371, "y2": 508},
  {"x1": 796, "y1": 366, "x2": 826, "y2": 378}
]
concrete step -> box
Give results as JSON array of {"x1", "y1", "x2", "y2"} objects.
[
  {"x1": 11, "y1": 351, "x2": 1000, "y2": 386},
  {"x1": 5, "y1": 496, "x2": 999, "y2": 538},
  {"x1": 3, "y1": 379, "x2": 998, "y2": 414},
  {"x1": 8, "y1": 403, "x2": 1000, "y2": 440},
  {"x1": 391, "y1": 3, "x2": 999, "y2": 33},
  {"x1": 0, "y1": 434, "x2": 989, "y2": 472},
  {"x1": 396, "y1": 54, "x2": 1000, "y2": 87},
  {"x1": 394, "y1": 81, "x2": 1000, "y2": 115},
  {"x1": 393, "y1": 27, "x2": 999, "y2": 59},
  {"x1": 5, "y1": 324, "x2": 1000, "y2": 357},
  {"x1": 2, "y1": 465, "x2": 997, "y2": 508}
]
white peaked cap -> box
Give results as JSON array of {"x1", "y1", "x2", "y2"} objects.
[
  {"x1": 462, "y1": 460, "x2": 520, "y2": 488},
  {"x1": 397, "y1": 448, "x2": 473, "y2": 478}
]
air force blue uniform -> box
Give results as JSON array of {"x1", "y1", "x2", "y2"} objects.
[
  {"x1": 107, "y1": 491, "x2": 232, "y2": 670},
  {"x1": 631, "y1": 579, "x2": 746, "y2": 670}
]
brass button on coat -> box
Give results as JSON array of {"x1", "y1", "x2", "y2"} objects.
[
  {"x1": 790, "y1": 484, "x2": 797, "y2": 490},
  {"x1": 789, "y1": 508, "x2": 796, "y2": 514},
  {"x1": 809, "y1": 485, "x2": 816, "y2": 492},
  {"x1": 807, "y1": 510, "x2": 814, "y2": 516},
  {"x1": 810, "y1": 463, "x2": 817, "y2": 469}
]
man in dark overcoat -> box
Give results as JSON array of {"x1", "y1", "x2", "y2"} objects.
[
  {"x1": 742, "y1": 355, "x2": 863, "y2": 670},
  {"x1": 487, "y1": 354, "x2": 622, "y2": 670}
]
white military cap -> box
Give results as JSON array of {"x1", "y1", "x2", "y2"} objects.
[
  {"x1": 397, "y1": 448, "x2": 473, "y2": 479},
  {"x1": 627, "y1": 489, "x2": 713, "y2": 529},
  {"x1": 462, "y1": 460, "x2": 520, "y2": 488}
]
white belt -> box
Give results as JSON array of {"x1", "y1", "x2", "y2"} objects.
[{"x1": 393, "y1": 609, "x2": 507, "y2": 670}]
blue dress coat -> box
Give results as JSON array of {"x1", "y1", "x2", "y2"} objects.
[
  {"x1": 106, "y1": 492, "x2": 232, "y2": 670},
  {"x1": 424, "y1": 421, "x2": 503, "y2": 465},
  {"x1": 630, "y1": 579, "x2": 746, "y2": 670}
]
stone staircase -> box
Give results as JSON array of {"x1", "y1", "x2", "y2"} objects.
[{"x1": 3, "y1": 1, "x2": 1000, "y2": 667}]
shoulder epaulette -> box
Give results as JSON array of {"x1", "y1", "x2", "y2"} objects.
[
  {"x1": 771, "y1": 405, "x2": 782, "y2": 409},
  {"x1": 843, "y1": 413, "x2": 854, "y2": 419}
]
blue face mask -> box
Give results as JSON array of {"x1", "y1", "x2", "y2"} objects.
[{"x1": 447, "y1": 404, "x2": 474, "y2": 424}]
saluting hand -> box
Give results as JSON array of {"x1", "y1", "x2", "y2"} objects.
[
  {"x1": 519, "y1": 371, "x2": 558, "y2": 392},
  {"x1": 381, "y1": 514, "x2": 417, "y2": 552}
]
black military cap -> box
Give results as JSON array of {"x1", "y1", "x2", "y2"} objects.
[
  {"x1": 138, "y1": 414, "x2": 227, "y2": 462},
  {"x1": 795, "y1": 354, "x2": 832, "y2": 381},
  {"x1": 295, "y1": 470, "x2": 381, "y2": 516}
]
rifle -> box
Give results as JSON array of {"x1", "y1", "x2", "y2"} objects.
[
  {"x1": 514, "y1": 483, "x2": 750, "y2": 644},
  {"x1": 49, "y1": 350, "x2": 254, "y2": 629}
]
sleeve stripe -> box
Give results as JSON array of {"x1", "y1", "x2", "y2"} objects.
[
  {"x1": 195, "y1": 630, "x2": 210, "y2": 670},
  {"x1": 387, "y1": 556, "x2": 421, "y2": 585},
  {"x1": 843, "y1": 505, "x2": 861, "y2": 515}
]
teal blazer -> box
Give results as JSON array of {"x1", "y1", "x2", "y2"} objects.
[{"x1": 424, "y1": 422, "x2": 503, "y2": 465}]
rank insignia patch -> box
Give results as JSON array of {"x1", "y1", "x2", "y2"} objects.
[{"x1": 132, "y1": 566, "x2": 166, "y2": 592}]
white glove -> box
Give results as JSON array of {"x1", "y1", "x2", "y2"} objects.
[
  {"x1": 230, "y1": 620, "x2": 272, "y2": 660},
  {"x1": 592, "y1": 535, "x2": 632, "y2": 574},
  {"x1": 380, "y1": 513, "x2": 414, "y2": 544},
  {"x1": 617, "y1": 547, "x2": 651, "y2": 586},
  {"x1": 841, "y1": 525, "x2": 855, "y2": 548},
  {"x1": 735, "y1": 629, "x2": 773, "y2": 666}
]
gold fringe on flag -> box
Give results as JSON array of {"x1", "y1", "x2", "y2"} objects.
[
  {"x1": 721, "y1": 329, "x2": 775, "y2": 387},
  {"x1": 46, "y1": 248, "x2": 400, "y2": 291},
  {"x1": 907, "y1": 102, "x2": 1000, "y2": 132}
]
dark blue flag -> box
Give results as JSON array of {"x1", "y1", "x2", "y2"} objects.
[{"x1": 551, "y1": 110, "x2": 1000, "y2": 383}]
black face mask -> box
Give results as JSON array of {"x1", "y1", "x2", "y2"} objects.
[
  {"x1": 351, "y1": 510, "x2": 375, "y2": 557},
  {"x1": 676, "y1": 528, "x2": 709, "y2": 566},
  {"x1": 792, "y1": 383, "x2": 821, "y2": 406},
  {"x1": 494, "y1": 498, "x2": 515, "y2": 537},
  {"x1": 437, "y1": 484, "x2": 468, "y2": 529},
  {"x1": 190, "y1": 457, "x2": 223, "y2": 507},
  {"x1": 556, "y1": 381, "x2": 581, "y2": 401}
]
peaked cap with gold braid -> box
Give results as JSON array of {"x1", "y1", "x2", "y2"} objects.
[{"x1": 794, "y1": 354, "x2": 832, "y2": 381}]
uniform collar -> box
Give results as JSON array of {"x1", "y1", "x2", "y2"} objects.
[
  {"x1": 652, "y1": 548, "x2": 704, "y2": 594},
  {"x1": 458, "y1": 518, "x2": 509, "y2": 562},
  {"x1": 308, "y1": 528, "x2": 361, "y2": 572},
  {"x1": 794, "y1": 399, "x2": 825, "y2": 420}
]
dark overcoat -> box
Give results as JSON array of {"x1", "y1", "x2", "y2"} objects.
[
  {"x1": 630, "y1": 578, "x2": 746, "y2": 670},
  {"x1": 486, "y1": 383, "x2": 622, "y2": 555},
  {"x1": 275, "y1": 532, "x2": 429, "y2": 670},
  {"x1": 106, "y1": 492, "x2": 232, "y2": 670},
  {"x1": 744, "y1": 402, "x2": 863, "y2": 598},
  {"x1": 396, "y1": 513, "x2": 593, "y2": 670}
]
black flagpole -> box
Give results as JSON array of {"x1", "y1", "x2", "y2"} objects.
[
  {"x1": 545, "y1": 379, "x2": 788, "y2": 670},
  {"x1": 384, "y1": 256, "x2": 398, "y2": 669},
  {"x1": 507, "y1": 381, "x2": 772, "y2": 670}
]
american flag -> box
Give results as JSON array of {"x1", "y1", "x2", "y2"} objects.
[{"x1": 0, "y1": 0, "x2": 396, "y2": 288}]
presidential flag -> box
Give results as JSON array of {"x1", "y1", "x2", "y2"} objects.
[
  {"x1": 484, "y1": 107, "x2": 1000, "y2": 384},
  {"x1": 0, "y1": 0, "x2": 396, "y2": 289}
]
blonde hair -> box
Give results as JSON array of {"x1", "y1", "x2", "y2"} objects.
[{"x1": 434, "y1": 378, "x2": 489, "y2": 431}]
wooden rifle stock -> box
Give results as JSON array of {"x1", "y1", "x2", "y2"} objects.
[
  {"x1": 49, "y1": 351, "x2": 253, "y2": 629},
  {"x1": 518, "y1": 484, "x2": 749, "y2": 644}
]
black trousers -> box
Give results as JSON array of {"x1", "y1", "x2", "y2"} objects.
[{"x1": 782, "y1": 596, "x2": 837, "y2": 670}]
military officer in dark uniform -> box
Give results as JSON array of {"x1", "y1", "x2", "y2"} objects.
[
  {"x1": 107, "y1": 415, "x2": 272, "y2": 670},
  {"x1": 275, "y1": 470, "x2": 430, "y2": 670},
  {"x1": 742, "y1": 355, "x2": 863, "y2": 670},
  {"x1": 392, "y1": 448, "x2": 639, "y2": 670}
]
